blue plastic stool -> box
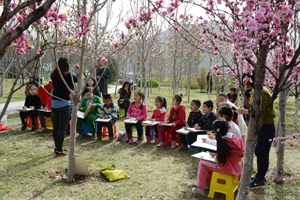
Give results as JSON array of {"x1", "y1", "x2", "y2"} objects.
[{"x1": 82, "y1": 122, "x2": 97, "y2": 134}]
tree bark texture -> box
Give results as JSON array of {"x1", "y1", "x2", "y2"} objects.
[{"x1": 293, "y1": 98, "x2": 299, "y2": 127}]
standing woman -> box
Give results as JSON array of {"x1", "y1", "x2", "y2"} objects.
[
  {"x1": 96, "y1": 59, "x2": 111, "y2": 96},
  {"x1": 118, "y1": 81, "x2": 132, "y2": 115},
  {"x1": 50, "y1": 57, "x2": 77, "y2": 157},
  {"x1": 236, "y1": 73, "x2": 276, "y2": 188}
]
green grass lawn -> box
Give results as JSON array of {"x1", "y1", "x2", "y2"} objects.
[{"x1": 1, "y1": 87, "x2": 300, "y2": 199}]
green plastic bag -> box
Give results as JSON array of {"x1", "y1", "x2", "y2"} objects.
[{"x1": 101, "y1": 165, "x2": 128, "y2": 182}]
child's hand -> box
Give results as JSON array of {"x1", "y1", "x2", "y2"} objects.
[
  {"x1": 104, "y1": 116, "x2": 108, "y2": 119},
  {"x1": 209, "y1": 152, "x2": 216, "y2": 158},
  {"x1": 136, "y1": 117, "x2": 140, "y2": 120},
  {"x1": 202, "y1": 138, "x2": 207, "y2": 143},
  {"x1": 184, "y1": 125, "x2": 189, "y2": 130},
  {"x1": 90, "y1": 104, "x2": 97, "y2": 109},
  {"x1": 194, "y1": 124, "x2": 201, "y2": 130},
  {"x1": 208, "y1": 134, "x2": 215, "y2": 140},
  {"x1": 172, "y1": 123, "x2": 176, "y2": 127},
  {"x1": 24, "y1": 106, "x2": 27, "y2": 109},
  {"x1": 30, "y1": 106, "x2": 35, "y2": 109},
  {"x1": 100, "y1": 116, "x2": 104, "y2": 119},
  {"x1": 148, "y1": 118, "x2": 154, "y2": 121}
]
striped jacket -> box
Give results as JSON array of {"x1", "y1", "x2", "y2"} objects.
[{"x1": 99, "y1": 102, "x2": 118, "y2": 119}]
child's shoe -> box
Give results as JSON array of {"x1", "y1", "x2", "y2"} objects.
[
  {"x1": 154, "y1": 138, "x2": 160, "y2": 144},
  {"x1": 38, "y1": 127, "x2": 46, "y2": 133},
  {"x1": 128, "y1": 138, "x2": 133, "y2": 144},
  {"x1": 191, "y1": 187, "x2": 206, "y2": 196},
  {"x1": 77, "y1": 134, "x2": 84, "y2": 140},
  {"x1": 171, "y1": 140, "x2": 177, "y2": 148},
  {"x1": 250, "y1": 177, "x2": 265, "y2": 188},
  {"x1": 21, "y1": 124, "x2": 26, "y2": 130},
  {"x1": 55, "y1": 151, "x2": 66, "y2": 157},
  {"x1": 109, "y1": 137, "x2": 114, "y2": 143},
  {"x1": 54, "y1": 148, "x2": 69, "y2": 153},
  {"x1": 251, "y1": 176, "x2": 266, "y2": 183},
  {"x1": 188, "y1": 147, "x2": 198, "y2": 153},
  {"x1": 179, "y1": 145, "x2": 188, "y2": 150},
  {"x1": 134, "y1": 139, "x2": 142, "y2": 144},
  {"x1": 146, "y1": 136, "x2": 151, "y2": 143},
  {"x1": 91, "y1": 133, "x2": 96, "y2": 140},
  {"x1": 31, "y1": 124, "x2": 36, "y2": 131},
  {"x1": 157, "y1": 142, "x2": 165, "y2": 147}
]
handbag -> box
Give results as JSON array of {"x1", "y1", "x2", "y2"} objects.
[
  {"x1": 118, "y1": 99, "x2": 125, "y2": 108},
  {"x1": 100, "y1": 165, "x2": 128, "y2": 182}
]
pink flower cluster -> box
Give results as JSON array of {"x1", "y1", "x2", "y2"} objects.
[
  {"x1": 13, "y1": 33, "x2": 29, "y2": 55},
  {"x1": 139, "y1": 9, "x2": 152, "y2": 22},
  {"x1": 124, "y1": 16, "x2": 138, "y2": 29},
  {"x1": 79, "y1": 15, "x2": 88, "y2": 27}
]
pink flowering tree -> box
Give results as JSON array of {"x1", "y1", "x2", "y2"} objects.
[{"x1": 148, "y1": 0, "x2": 300, "y2": 199}]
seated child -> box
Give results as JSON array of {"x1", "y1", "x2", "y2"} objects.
[
  {"x1": 157, "y1": 94, "x2": 186, "y2": 148},
  {"x1": 77, "y1": 87, "x2": 102, "y2": 140},
  {"x1": 97, "y1": 94, "x2": 118, "y2": 142},
  {"x1": 219, "y1": 106, "x2": 241, "y2": 139},
  {"x1": 38, "y1": 86, "x2": 53, "y2": 133},
  {"x1": 179, "y1": 100, "x2": 203, "y2": 151},
  {"x1": 146, "y1": 96, "x2": 167, "y2": 144},
  {"x1": 125, "y1": 90, "x2": 147, "y2": 144},
  {"x1": 20, "y1": 84, "x2": 42, "y2": 131},
  {"x1": 192, "y1": 119, "x2": 245, "y2": 196}
]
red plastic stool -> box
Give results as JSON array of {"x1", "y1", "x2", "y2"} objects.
[
  {"x1": 165, "y1": 131, "x2": 182, "y2": 147},
  {"x1": 101, "y1": 124, "x2": 117, "y2": 138},
  {"x1": 25, "y1": 115, "x2": 40, "y2": 130}
]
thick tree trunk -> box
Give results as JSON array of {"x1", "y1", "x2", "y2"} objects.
[
  {"x1": 293, "y1": 98, "x2": 299, "y2": 127},
  {"x1": 274, "y1": 89, "x2": 287, "y2": 183},
  {"x1": 237, "y1": 47, "x2": 269, "y2": 200},
  {"x1": 0, "y1": 80, "x2": 4, "y2": 97}
]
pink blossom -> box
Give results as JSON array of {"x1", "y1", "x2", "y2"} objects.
[
  {"x1": 234, "y1": 7, "x2": 240, "y2": 14},
  {"x1": 167, "y1": 6, "x2": 174, "y2": 13},
  {"x1": 179, "y1": 14, "x2": 185, "y2": 19},
  {"x1": 15, "y1": 48, "x2": 26, "y2": 55},
  {"x1": 10, "y1": 27, "x2": 15, "y2": 32},
  {"x1": 114, "y1": 43, "x2": 119, "y2": 48},
  {"x1": 80, "y1": 15, "x2": 88, "y2": 22},
  {"x1": 151, "y1": 8, "x2": 156, "y2": 13},
  {"x1": 170, "y1": 1, "x2": 179, "y2": 8},
  {"x1": 44, "y1": 25, "x2": 50, "y2": 30},
  {"x1": 247, "y1": 18, "x2": 258, "y2": 31},
  {"x1": 59, "y1": 14, "x2": 67, "y2": 21},
  {"x1": 217, "y1": 0, "x2": 222, "y2": 4},
  {"x1": 213, "y1": 51, "x2": 219, "y2": 56},
  {"x1": 162, "y1": 11, "x2": 168, "y2": 17},
  {"x1": 255, "y1": 11, "x2": 265, "y2": 22},
  {"x1": 10, "y1": 3, "x2": 17, "y2": 9},
  {"x1": 84, "y1": 27, "x2": 91, "y2": 32},
  {"x1": 101, "y1": 57, "x2": 108, "y2": 62},
  {"x1": 112, "y1": 0, "x2": 116, "y2": 2},
  {"x1": 65, "y1": 37, "x2": 70, "y2": 41},
  {"x1": 37, "y1": 49, "x2": 41, "y2": 55},
  {"x1": 124, "y1": 22, "x2": 130, "y2": 29},
  {"x1": 17, "y1": 16, "x2": 23, "y2": 23},
  {"x1": 295, "y1": 66, "x2": 300, "y2": 75},
  {"x1": 216, "y1": 69, "x2": 222, "y2": 76},
  {"x1": 171, "y1": 12, "x2": 175, "y2": 17},
  {"x1": 174, "y1": 26, "x2": 179, "y2": 31},
  {"x1": 203, "y1": 20, "x2": 208, "y2": 25}
]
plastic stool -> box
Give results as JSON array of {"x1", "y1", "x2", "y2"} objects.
[
  {"x1": 131, "y1": 126, "x2": 144, "y2": 140},
  {"x1": 165, "y1": 131, "x2": 182, "y2": 147},
  {"x1": 117, "y1": 107, "x2": 126, "y2": 118},
  {"x1": 44, "y1": 117, "x2": 53, "y2": 130},
  {"x1": 25, "y1": 115, "x2": 40, "y2": 130},
  {"x1": 82, "y1": 122, "x2": 97, "y2": 134},
  {"x1": 208, "y1": 171, "x2": 239, "y2": 200},
  {"x1": 101, "y1": 124, "x2": 117, "y2": 138}
]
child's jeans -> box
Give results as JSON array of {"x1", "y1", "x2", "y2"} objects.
[
  {"x1": 145, "y1": 124, "x2": 159, "y2": 138},
  {"x1": 160, "y1": 126, "x2": 181, "y2": 142},
  {"x1": 97, "y1": 118, "x2": 117, "y2": 138},
  {"x1": 125, "y1": 120, "x2": 143, "y2": 140},
  {"x1": 180, "y1": 131, "x2": 208, "y2": 146},
  {"x1": 197, "y1": 160, "x2": 220, "y2": 190},
  {"x1": 20, "y1": 110, "x2": 39, "y2": 126}
]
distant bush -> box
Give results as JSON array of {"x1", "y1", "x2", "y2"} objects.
[{"x1": 138, "y1": 78, "x2": 159, "y2": 88}]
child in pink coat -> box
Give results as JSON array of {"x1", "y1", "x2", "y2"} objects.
[
  {"x1": 146, "y1": 96, "x2": 167, "y2": 144},
  {"x1": 125, "y1": 90, "x2": 147, "y2": 144},
  {"x1": 192, "y1": 119, "x2": 245, "y2": 196}
]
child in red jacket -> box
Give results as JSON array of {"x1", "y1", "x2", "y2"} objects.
[
  {"x1": 192, "y1": 119, "x2": 245, "y2": 196},
  {"x1": 157, "y1": 94, "x2": 186, "y2": 148},
  {"x1": 146, "y1": 96, "x2": 167, "y2": 144}
]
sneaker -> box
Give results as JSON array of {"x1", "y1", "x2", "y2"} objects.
[
  {"x1": 251, "y1": 176, "x2": 266, "y2": 183},
  {"x1": 188, "y1": 147, "x2": 198, "y2": 153},
  {"x1": 31, "y1": 125, "x2": 36, "y2": 131},
  {"x1": 54, "y1": 148, "x2": 69, "y2": 153},
  {"x1": 154, "y1": 138, "x2": 160, "y2": 144},
  {"x1": 191, "y1": 187, "x2": 206, "y2": 196},
  {"x1": 128, "y1": 138, "x2": 133, "y2": 144},
  {"x1": 38, "y1": 127, "x2": 46, "y2": 133},
  {"x1": 21, "y1": 124, "x2": 26, "y2": 131},
  {"x1": 109, "y1": 137, "x2": 114, "y2": 143},
  {"x1": 171, "y1": 140, "x2": 177, "y2": 148},
  {"x1": 146, "y1": 136, "x2": 151, "y2": 143},
  {"x1": 250, "y1": 177, "x2": 265, "y2": 188},
  {"x1": 179, "y1": 145, "x2": 188, "y2": 150},
  {"x1": 77, "y1": 134, "x2": 84, "y2": 140},
  {"x1": 134, "y1": 139, "x2": 142, "y2": 144},
  {"x1": 157, "y1": 142, "x2": 165, "y2": 147},
  {"x1": 91, "y1": 133, "x2": 96, "y2": 140},
  {"x1": 55, "y1": 151, "x2": 66, "y2": 157},
  {"x1": 193, "y1": 183, "x2": 209, "y2": 189}
]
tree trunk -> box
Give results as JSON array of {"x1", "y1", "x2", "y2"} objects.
[
  {"x1": 237, "y1": 47, "x2": 269, "y2": 200},
  {"x1": 274, "y1": 88, "x2": 287, "y2": 183},
  {"x1": 0, "y1": 80, "x2": 4, "y2": 97},
  {"x1": 293, "y1": 98, "x2": 299, "y2": 127},
  {"x1": 158, "y1": 71, "x2": 161, "y2": 92}
]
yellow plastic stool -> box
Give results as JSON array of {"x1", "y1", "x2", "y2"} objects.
[
  {"x1": 44, "y1": 117, "x2": 53, "y2": 130},
  {"x1": 208, "y1": 171, "x2": 239, "y2": 200}
]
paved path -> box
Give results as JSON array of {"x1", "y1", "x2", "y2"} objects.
[{"x1": 0, "y1": 85, "x2": 121, "y2": 115}]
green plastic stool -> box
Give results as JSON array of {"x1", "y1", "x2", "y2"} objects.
[
  {"x1": 118, "y1": 107, "x2": 126, "y2": 118},
  {"x1": 131, "y1": 126, "x2": 144, "y2": 140}
]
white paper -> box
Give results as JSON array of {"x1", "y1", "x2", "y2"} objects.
[
  {"x1": 186, "y1": 127, "x2": 210, "y2": 133},
  {"x1": 159, "y1": 122, "x2": 173, "y2": 126},
  {"x1": 142, "y1": 121, "x2": 161, "y2": 126},
  {"x1": 176, "y1": 128, "x2": 190, "y2": 135},
  {"x1": 37, "y1": 109, "x2": 51, "y2": 113},
  {"x1": 191, "y1": 152, "x2": 217, "y2": 163},
  {"x1": 191, "y1": 135, "x2": 217, "y2": 151},
  {"x1": 77, "y1": 111, "x2": 85, "y2": 119},
  {"x1": 17, "y1": 108, "x2": 33, "y2": 112},
  {"x1": 95, "y1": 118, "x2": 111, "y2": 122},
  {"x1": 123, "y1": 118, "x2": 138, "y2": 124}
]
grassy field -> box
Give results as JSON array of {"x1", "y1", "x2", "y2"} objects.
[{"x1": 0, "y1": 87, "x2": 300, "y2": 199}]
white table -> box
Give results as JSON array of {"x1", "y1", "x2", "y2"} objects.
[
  {"x1": 37, "y1": 109, "x2": 51, "y2": 113},
  {"x1": 191, "y1": 152, "x2": 217, "y2": 163},
  {"x1": 191, "y1": 135, "x2": 217, "y2": 151},
  {"x1": 123, "y1": 118, "x2": 138, "y2": 124},
  {"x1": 95, "y1": 118, "x2": 111, "y2": 122},
  {"x1": 159, "y1": 122, "x2": 173, "y2": 126},
  {"x1": 143, "y1": 121, "x2": 161, "y2": 126},
  {"x1": 17, "y1": 108, "x2": 33, "y2": 112}
]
